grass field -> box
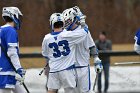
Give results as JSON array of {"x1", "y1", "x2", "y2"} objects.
[{"x1": 20, "y1": 44, "x2": 140, "y2": 69}]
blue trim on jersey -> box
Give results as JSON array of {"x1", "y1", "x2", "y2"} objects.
[
  {"x1": 88, "y1": 65, "x2": 91, "y2": 91},
  {"x1": 0, "y1": 75, "x2": 16, "y2": 88},
  {"x1": 75, "y1": 16, "x2": 81, "y2": 21},
  {"x1": 83, "y1": 26, "x2": 89, "y2": 33},
  {"x1": 44, "y1": 56, "x2": 49, "y2": 60},
  {"x1": 51, "y1": 31, "x2": 62, "y2": 35},
  {"x1": 54, "y1": 36, "x2": 57, "y2": 40},
  {"x1": 49, "y1": 64, "x2": 75, "y2": 73},
  {"x1": 75, "y1": 65, "x2": 88, "y2": 68}
]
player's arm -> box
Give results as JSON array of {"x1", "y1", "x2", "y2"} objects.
[
  {"x1": 82, "y1": 29, "x2": 102, "y2": 73},
  {"x1": 6, "y1": 29, "x2": 25, "y2": 83},
  {"x1": 134, "y1": 30, "x2": 140, "y2": 54},
  {"x1": 90, "y1": 45, "x2": 103, "y2": 73},
  {"x1": 42, "y1": 36, "x2": 49, "y2": 58},
  {"x1": 6, "y1": 29, "x2": 22, "y2": 70},
  {"x1": 61, "y1": 28, "x2": 88, "y2": 44},
  {"x1": 84, "y1": 31, "x2": 102, "y2": 73}
]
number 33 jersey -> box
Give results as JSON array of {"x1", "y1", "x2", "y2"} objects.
[{"x1": 42, "y1": 29, "x2": 88, "y2": 72}]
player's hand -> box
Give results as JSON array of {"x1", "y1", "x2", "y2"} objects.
[
  {"x1": 94, "y1": 57, "x2": 103, "y2": 73},
  {"x1": 79, "y1": 15, "x2": 86, "y2": 27},
  {"x1": 72, "y1": 6, "x2": 87, "y2": 27},
  {"x1": 73, "y1": 6, "x2": 83, "y2": 16},
  {"x1": 16, "y1": 68, "x2": 26, "y2": 84}
]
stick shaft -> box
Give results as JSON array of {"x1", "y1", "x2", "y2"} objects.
[
  {"x1": 23, "y1": 83, "x2": 30, "y2": 93},
  {"x1": 115, "y1": 62, "x2": 140, "y2": 65},
  {"x1": 93, "y1": 73, "x2": 98, "y2": 91},
  {"x1": 39, "y1": 64, "x2": 48, "y2": 76}
]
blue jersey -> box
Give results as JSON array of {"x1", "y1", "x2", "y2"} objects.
[
  {"x1": 0, "y1": 24, "x2": 19, "y2": 88},
  {"x1": 135, "y1": 29, "x2": 140, "y2": 45}
]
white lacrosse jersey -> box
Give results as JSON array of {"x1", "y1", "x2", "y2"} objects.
[
  {"x1": 42, "y1": 29, "x2": 88, "y2": 72},
  {"x1": 74, "y1": 26, "x2": 95, "y2": 67}
]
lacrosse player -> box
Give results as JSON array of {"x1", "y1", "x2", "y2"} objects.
[
  {"x1": 134, "y1": 29, "x2": 140, "y2": 54},
  {"x1": 42, "y1": 13, "x2": 88, "y2": 93},
  {"x1": 0, "y1": 7, "x2": 26, "y2": 93},
  {"x1": 62, "y1": 6, "x2": 103, "y2": 93}
]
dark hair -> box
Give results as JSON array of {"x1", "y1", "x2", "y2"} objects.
[
  {"x1": 54, "y1": 21, "x2": 63, "y2": 28},
  {"x1": 100, "y1": 31, "x2": 106, "y2": 36},
  {"x1": 3, "y1": 16, "x2": 13, "y2": 22}
]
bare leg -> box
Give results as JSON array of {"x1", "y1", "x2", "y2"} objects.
[{"x1": 48, "y1": 89, "x2": 58, "y2": 93}]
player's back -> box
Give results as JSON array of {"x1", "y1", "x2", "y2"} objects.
[
  {"x1": 74, "y1": 26, "x2": 95, "y2": 67},
  {"x1": 0, "y1": 24, "x2": 18, "y2": 72},
  {"x1": 42, "y1": 29, "x2": 88, "y2": 72}
]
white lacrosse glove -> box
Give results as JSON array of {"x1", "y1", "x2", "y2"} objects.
[
  {"x1": 73, "y1": 6, "x2": 87, "y2": 27},
  {"x1": 15, "y1": 68, "x2": 26, "y2": 84},
  {"x1": 79, "y1": 15, "x2": 86, "y2": 27},
  {"x1": 94, "y1": 57, "x2": 103, "y2": 73}
]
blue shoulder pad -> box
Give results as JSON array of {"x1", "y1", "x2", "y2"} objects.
[{"x1": 135, "y1": 29, "x2": 140, "y2": 45}]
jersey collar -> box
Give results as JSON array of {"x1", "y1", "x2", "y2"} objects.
[
  {"x1": 51, "y1": 31, "x2": 63, "y2": 35},
  {"x1": 1, "y1": 24, "x2": 11, "y2": 28}
]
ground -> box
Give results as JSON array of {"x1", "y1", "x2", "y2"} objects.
[
  {"x1": 24, "y1": 66, "x2": 140, "y2": 93},
  {"x1": 18, "y1": 44, "x2": 140, "y2": 93}
]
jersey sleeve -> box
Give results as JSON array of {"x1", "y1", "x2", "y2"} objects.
[
  {"x1": 84, "y1": 32, "x2": 95, "y2": 49},
  {"x1": 134, "y1": 29, "x2": 140, "y2": 45},
  {"x1": 42, "y1": 36, "x2": 49, "y2": 58},
  {"x1": 61, "y1": 28, "x2": 88, "y2": 45},
  {"x1": 4, "y1": 27, "x2": 21, "y2": 70},
  {"x1": 5, "y1": 28, "x2": 18, "y2": 47}
]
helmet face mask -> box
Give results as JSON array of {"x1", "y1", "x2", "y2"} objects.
[
  {"x1": 2, "y1": 7, "x2": 23, "y2": 30},
  {"x1": 62, "y1": 8, "x2": 78, "y2": 30},
  {"x1": 64, "y1": 18, "x2": 73, "y2": 28}
]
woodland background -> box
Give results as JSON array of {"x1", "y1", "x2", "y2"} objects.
[{"x1": 0, "y1": 0, "x2": 140, "y2": 46}]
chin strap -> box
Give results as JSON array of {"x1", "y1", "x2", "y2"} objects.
[
  {"x1": 12, "y1": 18, "x2": 20, "y2": 30},
  {"x1": 66, "y1": 18, "x2": 78, "y2": 31}
]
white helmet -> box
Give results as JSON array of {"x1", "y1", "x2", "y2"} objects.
[
  {"x1": 62, "y1": 8, "x2": 77, "y2": 29},
  {"x1": 2, "y1": 7, "x2": 23, "y2": 30},
  {"x1": 50, "y1": 13, "x2": 64, "y2": 29},
  {"x1": 62, "y1": 6, "x2": 86, "y2": 30}
]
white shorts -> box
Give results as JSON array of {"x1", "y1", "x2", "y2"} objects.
[
  {"x1": 47, "y1": 69, "x2": 76, "y2": 90},
  {"x1": 75, "y1": 66, "x2": 91, "y2": 93}
]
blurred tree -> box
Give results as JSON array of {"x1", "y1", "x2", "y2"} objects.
[{"x1": 0, "y1": 0, "x2": 139, "y2": 46}]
